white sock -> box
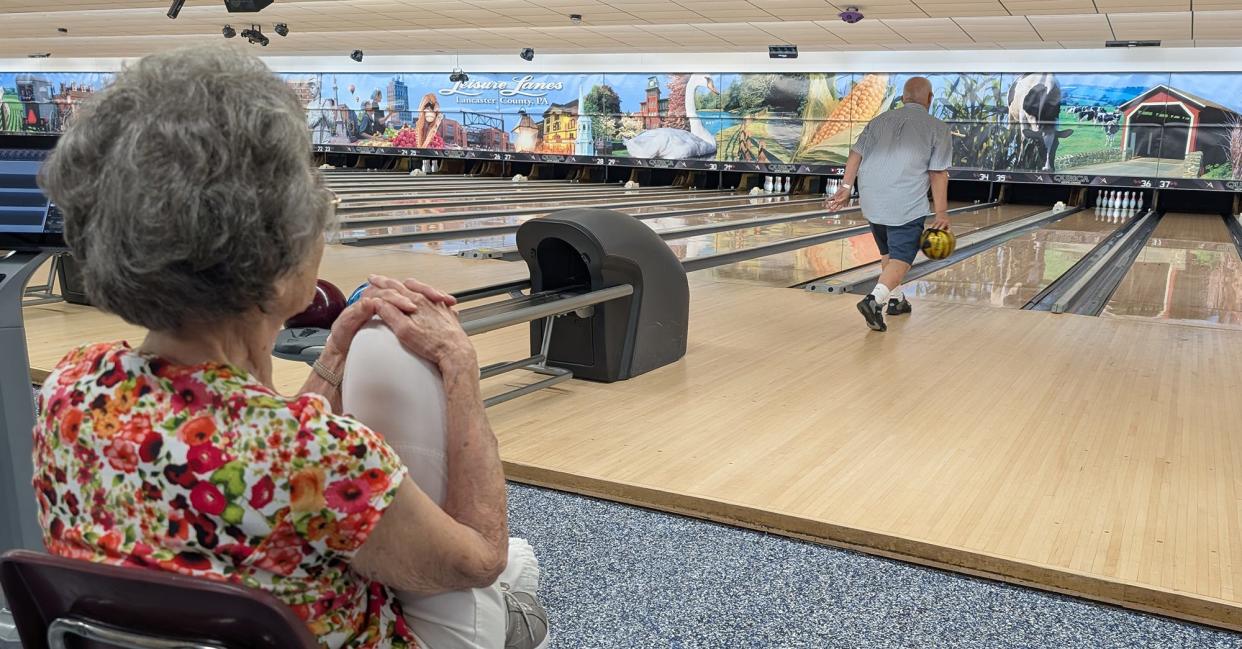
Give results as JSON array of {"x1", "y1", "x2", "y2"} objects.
[
  {"x1": 870, "y1": 283, "x2": 891, "y2": 304},
  {"x1": 889, "y1": 286, "x2": 903, "y2": 302}
]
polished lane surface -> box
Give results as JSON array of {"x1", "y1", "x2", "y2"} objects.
[
  {"x1": 905, "y1": 207, "x2": 1126, "y2": 308},
  {"x1": 690, "y1": 201, "x2": 1028, "y2": 287},
  {"x1": 341, "y1": 191, "x2": 748, "y2": 222},
  {"x1": 1102, "y1": 212, "x2": 1242, "y2": 328},
  {"x1": 373, "y1": 197, "x2": 835, "y2": 255},
  {"x1": 344, "y1": 195, "x2": 815, "y2": 243},
  {"x1": 338, "y1": 186, "x2": 702, "y2": 208}
]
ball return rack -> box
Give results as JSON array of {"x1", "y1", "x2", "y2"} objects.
[{"x1": 275, "y1": 280, "x2": 634, "y2": 408}]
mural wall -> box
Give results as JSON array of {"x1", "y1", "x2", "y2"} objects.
[{"x1": 5, "y1": 70, "x2": 1242, "y2": 187}]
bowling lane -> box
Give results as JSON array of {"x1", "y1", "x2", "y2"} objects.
[
  {"x1": 664, "y1": 211, "x2": 872, "y2": 261},
  {"x1": 341, "y1": 191, "x2": 743, "y2": 221},
  {"x1": 905, "y1": 207, "x2": 1125, "y2": 308},
  {"x1": 1102, "y1": 212, "x2": 1242, "y2": 327},
  {"x1": 337, "y1": 185, "x2": 687, "y2": 206},
  {"x1": 366, "y1": 197, "x2": 832, "y2": 255},
  {"x1": 689, "y1": 201, "x2": 1018, "y2": 287},
  {"x1": 342, "y1": 194, "x2": 801, "y2": 241}
]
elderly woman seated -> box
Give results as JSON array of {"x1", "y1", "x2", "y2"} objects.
[{"x1": 32, "y1": 46, "x2": 546, "y2": 649}]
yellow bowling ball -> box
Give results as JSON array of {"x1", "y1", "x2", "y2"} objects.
[{"x1": 920, "y1": 228, "x2": 956, "y2": 260}]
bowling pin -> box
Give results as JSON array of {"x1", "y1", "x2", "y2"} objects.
[
  {"x1": 783, "y1": 176, "x2": 790, "y2": 194},
  {"x1": 1129, "y1": 192, "x2": 1137, "y2": 211},
  {"x1": 422, "y1": 159, "x2": 430, "y2": 173},
  {"x1": 1137, "y1": 194, "x2": 1144, "y2": 211},
  {"x1": 764, "y1": 176, "x2": 773, "y2": 193}
]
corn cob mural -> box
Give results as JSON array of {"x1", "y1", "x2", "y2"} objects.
[{"x1": 793, "y1": 73, "x2": 892, "y2": 162}]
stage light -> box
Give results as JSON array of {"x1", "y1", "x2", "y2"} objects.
[
  {"x1": 1105, "y1": 40, "x2": 1160, "y2": 47},
  {"x1": 274, "y1": 22, "x2": 288, "y2": 36},
  {"x1": 351, "y1": 49, "x2": 364, "y2": 62},
  {"x1": 222, "y1": 25, "x2": 236, "y2": 38},
  {"x1": 167, "y1": 0, "x2": 185, "y2": 19},
  {"x1": 449, "y1": 68, "x2": 469, "y2": 83},
  {"x1": 520, "y1": 47, "x2": 534, "y2": 61},
  {"x1": 241, "y1": 25, "x2": 268, "y2": 46}
]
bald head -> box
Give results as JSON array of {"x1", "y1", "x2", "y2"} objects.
[{"x1": 902, "y1": 77, "x2": 933, "y2": 109}]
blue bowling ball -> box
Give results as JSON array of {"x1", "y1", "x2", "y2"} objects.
[{"x1": 346, "y1": 281, "x2": 369, "y2": 307}]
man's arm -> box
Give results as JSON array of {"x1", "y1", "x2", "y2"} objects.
[
  {"x1": 827, "y1": 149, "x2": 862, "y2": 211},
  {"x1": 929, "y1": 170, "x2": 950, "y2": 230}
]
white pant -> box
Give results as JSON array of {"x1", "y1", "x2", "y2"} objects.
[{"x1": 342, "y1": 323, "x2": 506, "y2": 649}]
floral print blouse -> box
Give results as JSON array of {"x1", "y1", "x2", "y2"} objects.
[{"x1": 32, "y1": 342, "x2": 418, "y2": 648}]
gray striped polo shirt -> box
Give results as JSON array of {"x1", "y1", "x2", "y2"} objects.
[{"x1": 851, "y1": 103, "x2": 953, "y2": 226}]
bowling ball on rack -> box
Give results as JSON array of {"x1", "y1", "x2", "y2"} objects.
[
  {"x1": 919, "y1": 228, "x2": 956, "y2": 261},
  {"x1": 286, "y1": 279, "x2": 347, "y2": 329}
]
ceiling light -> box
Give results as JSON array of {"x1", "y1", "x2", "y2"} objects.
[
  {"x1": 57, "y1": 27, "x2": 69, "y2": 33},
  {"x1": 351, "y1": 49, "x2": 364, "y2": 62},
  {"x1": 569, "y1": 14, "x2": 582, "y2": 24},
  {"x1": 28, "y1": 53, "x2": 52, "y2": 58},
  {"x1": 274, "y1": 22, "x2": 288, "y2": 36},
  {"x1": 519, "y1": 47, "x2": 534, "y2": 61},
  {"x1": 222, "y1": 24, "x2": 236, "y2": 38},
  {"x1": 167, "y1": 0, "x2": 185, "y2": 19},
  {"x1": 769, "y1": 45, "x2": 798, "y2": 59}
]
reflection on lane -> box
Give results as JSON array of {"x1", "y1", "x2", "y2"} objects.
[
  {"x1": 1103, "y1": 212, "x2": 1242, "y2": 328},
  {"x1": 664, "y1": 212, "x2": 872, "y2": 260},
  {"x1": 691, "y1": 201, "x2": 1017, "y2": 288},
  {"x1": 338, "y1": 186, "x2": 685, "y2": 207},
  {"x1": 342, "y1": 190, "x2": 751, "y2": 219},
  {"x1": 346, "y1": 196, "x2": 817, "y2": 243},
  {"x1": 907, "y1": 207, "x2": 1124, "y2": 308},
  {"x1": 388, "y1": 206, "x2": 868, "y2": 259}
]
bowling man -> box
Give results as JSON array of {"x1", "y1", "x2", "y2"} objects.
[{"x1": 828, "y1": 76, "x2": 953, "y2": 332}]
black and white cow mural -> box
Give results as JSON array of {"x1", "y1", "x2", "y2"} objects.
[{"x1": 1008, "y1": 73, "x2": 1074, "y2": 172}]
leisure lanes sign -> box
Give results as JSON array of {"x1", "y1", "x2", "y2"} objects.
[{"x1": 438, "y1": 75, "x2": 567, "y2": 107}]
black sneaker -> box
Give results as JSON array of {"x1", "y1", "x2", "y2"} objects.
[
  {"x1": 886, "y1": 297, "x2": 912, "y2": 316},
  {"x1": 857, "y1": 295, "x2": 887, "y2": 332}
]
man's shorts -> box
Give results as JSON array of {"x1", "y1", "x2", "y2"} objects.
[{"x1": 869, "y1": 216, "x2": 925, "y2": 265}]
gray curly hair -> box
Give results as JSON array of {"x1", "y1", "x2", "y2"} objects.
[{"x1": 39, "y1": 45, "x2": 334, "y2": 332}]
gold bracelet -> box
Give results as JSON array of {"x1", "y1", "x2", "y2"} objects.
[{"x1": 312, "y1": 358, "x2": 343, "y2": 388}]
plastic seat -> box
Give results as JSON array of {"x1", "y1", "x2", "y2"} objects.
[{"x1": 0, "y1": 550, "x2": 318, "y2": 649}]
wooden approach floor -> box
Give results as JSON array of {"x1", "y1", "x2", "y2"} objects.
[{"x1": 22, "y1": 244, "x2": 1242, "y2": 632}]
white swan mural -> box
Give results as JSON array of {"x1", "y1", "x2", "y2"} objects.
[{"x1": 624, "y1": 74, "x2": 719, "y2": 159}]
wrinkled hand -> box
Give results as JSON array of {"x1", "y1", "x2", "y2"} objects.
[
  {"x1": 930, "y1": 213, "x2": 952, "y2": 231},
  {"x1": 323, "y1": 274, "x2": 458, "y2": 360},
  {"x1": 826, "y1": 187, "x2": 851, "y2": 212},
  {"x1": 374, "y1": 296, "x2": 475, "y2": 370}
]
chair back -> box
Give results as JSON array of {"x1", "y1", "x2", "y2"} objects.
[{"x1": 0, "y1": 550, "x2": 319, "y2": 649}]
